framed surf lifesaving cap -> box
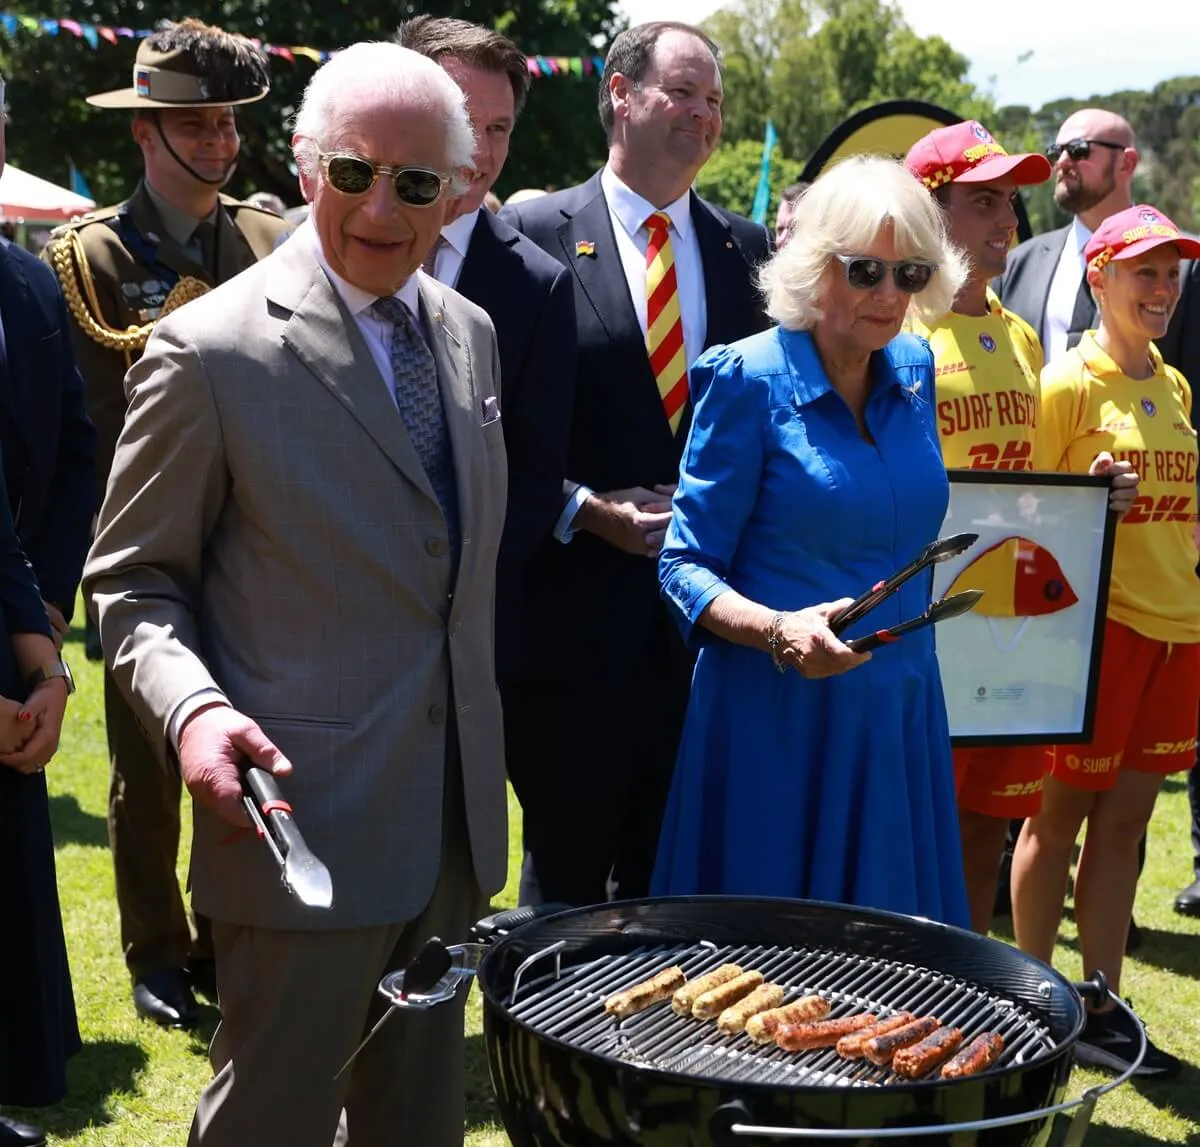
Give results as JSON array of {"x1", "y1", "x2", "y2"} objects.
[
  {"x1": 905, "y1": 121, "x2": 1052, "y2": 191},
  {"x1": 87, "y1": 18, "x2": 270, "y2": 109},
  {"x1": 1085, "y1": 204, "x2": 1200, "y2": 271}
]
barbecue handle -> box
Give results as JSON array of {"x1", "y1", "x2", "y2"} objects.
[
  {"x1": 711, "y1": 991, "x2": 1146, "y2": 1143},
  {"x1": 244, "y1": 766, "x2": 308, "y2": 858}
]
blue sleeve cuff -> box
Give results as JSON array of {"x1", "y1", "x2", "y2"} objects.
[{"x1": 660, "y1": 558, "x2": 730, "y2": 646}]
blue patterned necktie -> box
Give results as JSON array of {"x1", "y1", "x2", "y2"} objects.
[{"x1": 371, "y1": 295, "x2": 460, "y2": 560}]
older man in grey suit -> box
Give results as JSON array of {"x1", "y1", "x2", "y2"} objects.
[{"x1": 84, "y1": 42, "x2": 508, "y2": 1147}]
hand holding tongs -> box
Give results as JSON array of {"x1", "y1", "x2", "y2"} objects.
[
  {"x1": 828, "y1": 532, "x2": 982, "y2": 653},
  {"x1": 242, "y1": 765, "x2": 333, "y2": 910}
]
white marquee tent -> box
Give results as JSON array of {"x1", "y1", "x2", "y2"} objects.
[{"x1": 0, "y1": 163, "x2": 94, "y2": 223}]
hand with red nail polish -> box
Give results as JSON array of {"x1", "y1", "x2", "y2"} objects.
[
  {"x1": 0, "y1": 695, "x2": 35, "y2": 762},
  {"x1": 0, "y1": 678, "x2": 67, "y2": 774}
]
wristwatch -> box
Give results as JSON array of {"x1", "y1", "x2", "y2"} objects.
[{"x1": 28, "y1": 659, "x2": 75, "y2": 695}]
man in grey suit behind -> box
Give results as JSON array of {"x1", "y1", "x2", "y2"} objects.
[{"x1": 83, "y1": 42, "x2": 508, "y2": 1147}]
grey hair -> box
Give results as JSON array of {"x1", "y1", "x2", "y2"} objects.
[
  {"x1": 760, "y1": 155, "x2": 967, "y2": 331},
  {"x1": 292, "y1": 42, "x2": 475, "y2": 195}
]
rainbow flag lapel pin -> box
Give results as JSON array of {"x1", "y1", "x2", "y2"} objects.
[{"x1": 575, "y1": 240, "x2": 597, "y2": 258}]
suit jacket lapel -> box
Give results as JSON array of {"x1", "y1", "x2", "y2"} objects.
[
  {"x1": 693, "y1": 193, "x2": 754, "y2": 351},
  {"x1": 1036, "y1": 226, "x2": 1073, "y2": 330},
  {"x1": 125, "y1": 184, "x2": 210, "y2": 285},
  {"x1": 267, "y1": 239, "x2": 438, "y2": 506},
  {"x1": 0, "y1": 244, "x2": 29, "y2": 440},
  {"x1": 216, "y1": 198, "x2": 265, "y2": 279},
  {"x1": 455, "y1": 209, "x2": 509, "y2": 302}
]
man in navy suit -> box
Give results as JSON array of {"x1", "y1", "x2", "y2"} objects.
[
  {"x1": 395, "y1": 16, "x2": 575, "y2": 692},
  {"x1": 501, "y1": 21, "x2": 771, "y2": 906}
]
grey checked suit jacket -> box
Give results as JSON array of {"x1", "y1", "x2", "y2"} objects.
[{"x1": 83, "y1": 229, "x2": 509, "y2": 931}]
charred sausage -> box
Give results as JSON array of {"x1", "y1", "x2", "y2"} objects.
[
  {"x1": 864, "y1": 1016, "x2": 941, "y2": 1066},
  {"x1": 746, "y1": 995, "x2": 831, "y2": 1044},
  {"x1": 671, "y1": 964, "x2": 743, "y2": 1016},
  {"x1": 940, "y1": 1031, "x2": 1006, "y2": 1079},
  {"x1": 692, "y1": 970, "x2": 765, "y2": 1019},
  {"x1": 603, "y1": 966, "x2": 686, "y2": 1019},
  {"x1": 776, "y1": 1013, "x2": 878, "y2": 1052},
  {"x1": 836, "y1": 1012, "x2": 916, "y2": 1059},
  {"x1": 893, "y1": 1026, "x2": 964, "y2": 1078}
]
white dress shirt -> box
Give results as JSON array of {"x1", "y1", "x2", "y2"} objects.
[
  {"x1": 1042, "y1": 215, "x2": 1094, "y2": 363},
  {"x1": 554, "y1": 166, "x2": 707, "y2": 542},
  {"x1": 168, "y1": 222, "x2": 420, "y2": 747},
  {"x1": 426, "y1": 209, "x2": 479, "y2": 289}
]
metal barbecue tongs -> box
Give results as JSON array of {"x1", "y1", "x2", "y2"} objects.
[
  {"x1": 828, "y1": 532, "x2": 982, "y2": 653},
  {"x1": 242, "y1": 765, "x2": 333, "y2": 910}
]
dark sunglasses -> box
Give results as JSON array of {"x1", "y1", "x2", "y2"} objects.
[
  {"x1": 834, "y1": 254, "x2": 936, "y2": 294},
  {"x1": 319, "y1": 152, "x2": 452, "y2": 208},
  {"x1": 1045, "y1": 138, "x2": 1125, "y2": 163}
]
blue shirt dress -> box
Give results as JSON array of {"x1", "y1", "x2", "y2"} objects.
[{"x1": 651, "y1": 326, "x2": 969, "y2": 928}]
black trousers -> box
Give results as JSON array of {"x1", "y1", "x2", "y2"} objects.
[{"x1": 503, "y1": 665, "x2": 691, "y2": 906}]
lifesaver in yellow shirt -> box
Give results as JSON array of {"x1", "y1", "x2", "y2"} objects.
[{"x1": 948, "y1": 536, "x2": 1078, "y2": 617}]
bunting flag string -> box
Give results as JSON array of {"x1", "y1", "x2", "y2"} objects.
[{"x1": 0, "y1": 10, "x2": 604, "y2": 75}]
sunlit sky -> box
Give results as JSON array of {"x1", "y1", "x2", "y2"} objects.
[{"x1": 618, "y1": 0, "x2": 1200, "y2": 110}]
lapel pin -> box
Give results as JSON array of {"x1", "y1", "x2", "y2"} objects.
[
  {"x1": 575, "y1": 240, "x2": 597, "y2": 258},
  {"x1": 725, "y1": 240, "x2": 734, "y2": 249}
]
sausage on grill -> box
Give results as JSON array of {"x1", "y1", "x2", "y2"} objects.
[
  {"x1": 746, "y1": 995, "x2": 831, "y2": 1044},
  {"x1": 603, "y1": 966, "x2": 686, "y2": 1019},
  {"x1": 776, "y1": 1013, "x2": 878, "y2": 1052},
  {"x1": 671, "y1": 964, "x2": 743, "y2": 1016},
  {"x1": 717, "y1": 983, "x2": 786, "y2": 1034},
  {"x1": 836, "y1": 1012, "x2": 916, "y2": 1059},
  {"x1": 864, "y1": 1016, "x2": 941, "y2": 1066},
  {"x1": 940, "y1": 1031, "x2": 1006, "y2": 1079},
  {"x1": 692, "y1": 970, "x2": 765, "y2": 1019},
  {"x1": 892, "y1": 1026, "x2": 964, "y2": 1078}
]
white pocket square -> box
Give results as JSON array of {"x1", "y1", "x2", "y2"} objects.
[{"x1": 481, "y1": 396, "x2": 501, "y2": 426}]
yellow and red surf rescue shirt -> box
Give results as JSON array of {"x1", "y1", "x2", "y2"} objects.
[
  {"x1": 910, "y1": 290, "x2": 1043, "y2": 472},
  {"x1": 1038, "y1": 332, "x2": 1200, "y2": 642}
]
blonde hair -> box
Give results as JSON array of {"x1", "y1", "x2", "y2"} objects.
[{"x1": 760, "y1": 155, "x2": 967, "y2": 330}]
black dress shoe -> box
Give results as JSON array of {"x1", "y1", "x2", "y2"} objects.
[
  {"x1": 187, "y1": 956, "x2": 218, "y2": 1002},
  {"x1": 0, "y1": 1114, "x2": 47, "y2": 1147},
  {"x1": 1175, "y1": 877, "x2": 1200, "y2": 917},
  {"x1": 133, "y1": 967, "x2": 198, "y2": 1028}
]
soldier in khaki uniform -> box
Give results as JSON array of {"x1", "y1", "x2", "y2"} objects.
[{"x1": 44, "y1": 18, "x2": 292, "y2": 1030}]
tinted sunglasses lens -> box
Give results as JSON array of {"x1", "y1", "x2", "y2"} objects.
[
  {"x1": 845, "y1": 258, "x2": 886, "y2": 289},
  {"x1": 326, "y1": 156, "x2": 376, "y2": 195},
  {"x1": 1066, "y1": 140, "x2": 1091, "y2": 160},
  {"x1": 895, "y1": 262, "x2": 934, "y2": 293},
  {"x1": 394, "y1": 169, "x2": 444, "y2": 207}
]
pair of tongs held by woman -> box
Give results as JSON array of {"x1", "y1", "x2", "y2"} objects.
[{"x1": 828, "y1": 532, "x2": 983, "y2": 653}]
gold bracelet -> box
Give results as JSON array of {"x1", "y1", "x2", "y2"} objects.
[{"x1": 766, "y1": 611, "x2": 787, "y2": 674}]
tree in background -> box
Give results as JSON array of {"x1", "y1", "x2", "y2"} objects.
[{"x1": 0, "y1": 0, "x2": 619, "y2": 207}]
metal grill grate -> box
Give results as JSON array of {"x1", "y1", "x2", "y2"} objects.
[{"x1": 506, "y1": 940, "x2": 1057, "y2": 1087}]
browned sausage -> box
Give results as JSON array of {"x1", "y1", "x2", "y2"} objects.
[
  {"x1": 604, "y1": 966, "x2": 686, "y2": 1019},
  {"x1": 692, "y1": 970, "x2": 765, "y2": 1019},
  {"x1": 718, "y1": 983, "x2": 786, "y2": 1034},
  {"x1": 777, "y1": 1013, "x2": 878, "y2": 1052},
  {"x1": 940, "y1": 1031, "x2": 1006, "y2": 1079},
  {"x1": 836, "y1": 1012, "x2": 916, "y2": 1059},
  {"x1": 671, "y1": 964, "x2": 743, "y2": 1016},
  {"x1": 864, "y1": 1016, "x2": 941, "y2": 1066},
  {"x1": 893, "y1": 1026, "x2": 964, "y2": 1078},
  {"x1": 746, "y1": 996, "x2": 831, "y2": 1044}
]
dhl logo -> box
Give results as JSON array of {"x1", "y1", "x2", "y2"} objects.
[
  {"x1": 1122, "y1": 494, "x2": 1195, "y2": 524},
  {"x1": 994, "y1": 780, "x2": 1044, "y2": 797},
  {"x1": 1144, "y1": 738, "x2": 1199, "y2": 756}
]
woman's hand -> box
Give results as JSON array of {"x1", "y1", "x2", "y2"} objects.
[
  {"x1": 0, "y1": 679, "x2": 68, "y2": 774},
  {"x1": 776, "y1": 598, "x2": 871, "y2": 678},
  {"x1": 0, "y1": 696, "x2": 33, "y2": 758},
  {"x1": 1089, "y1": 451, "x2": 1139, "y2": 515}
]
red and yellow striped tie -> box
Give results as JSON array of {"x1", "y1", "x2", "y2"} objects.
[{"x1": 644, "y1": 211, "x2": 688, "y2": 434}]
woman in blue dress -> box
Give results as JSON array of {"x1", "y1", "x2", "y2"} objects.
[{"x1": 651, "y1": 156, "x2": 971, "y2": 927}]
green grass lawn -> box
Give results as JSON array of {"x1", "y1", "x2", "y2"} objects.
[{"x1": 11, "y1": 629, "x2": 1200, "y2": 1144}]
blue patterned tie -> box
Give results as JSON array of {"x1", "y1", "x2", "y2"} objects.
[{"x1": 371, "y1": 296, "x2": 460, "y2": 560}]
